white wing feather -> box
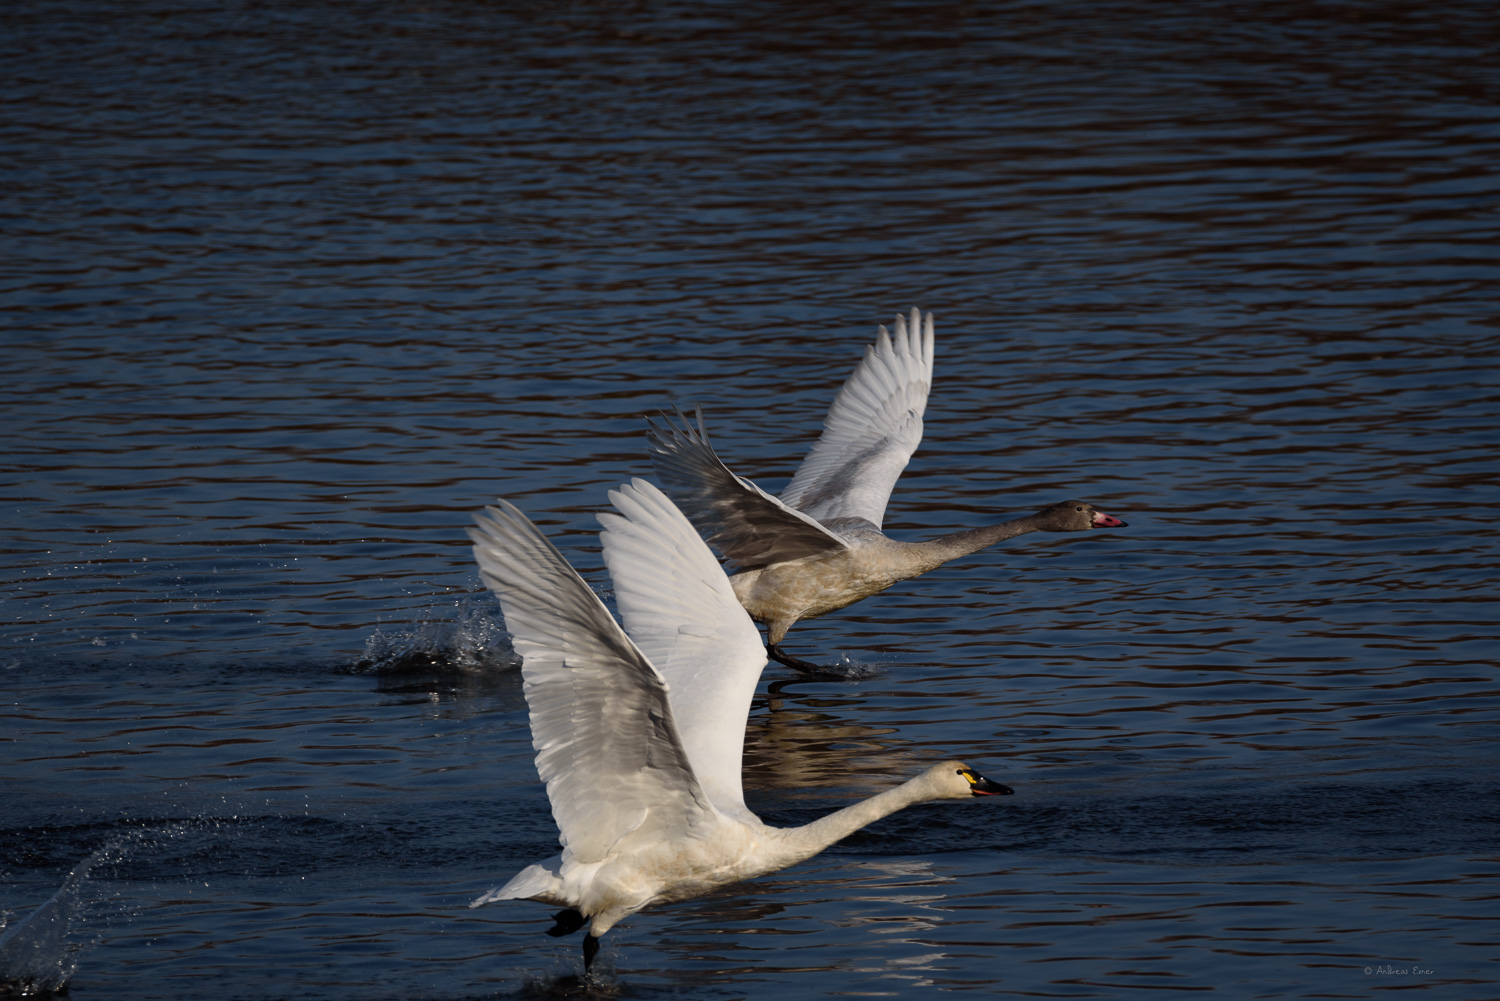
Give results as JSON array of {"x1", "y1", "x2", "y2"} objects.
[
  {"x1": 468, "y1": 500, "x2": 713, "y2": 864},
  {"x1": 780, "y1": 308, "x2": 935, "y2": 527},
  {"x1": 599, "y1": 478, "x2": 768, "y2": 821},
  {"x1": 647, "y1": 408, "x2": 848, "y2": 568}
]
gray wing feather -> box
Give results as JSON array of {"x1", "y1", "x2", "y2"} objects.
[{"x1": 647, "y1": 408, "x2": 848, "y2": 568}]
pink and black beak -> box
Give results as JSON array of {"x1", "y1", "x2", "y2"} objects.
[
  {"x1": 1091, "y1": 509, "x2": 1127, "y2": 529},
  {"x1": 959, "y1": 768, "x2": 1014, "y2": 797}
]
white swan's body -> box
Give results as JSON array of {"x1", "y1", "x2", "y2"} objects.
[
  {"x1": 467, "y1": 479, "x2": 1010, "y2": 969},
  {"x1": 648, "y1": 308, "x2": 1127, "y2": 671}
]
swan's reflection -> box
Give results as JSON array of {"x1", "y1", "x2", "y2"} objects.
[
  {"x1": 639, "y1": 856, "x2": 960, "y2": 984},
  {"x1": 740, "y1": 678, "x2": 924, "y2": 794}
]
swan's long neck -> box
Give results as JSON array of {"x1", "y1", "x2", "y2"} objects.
[
  {"x1": 771, "y1": 773, "x2": 942, "y2": 866},
  {"x1": 903, "y1": 514, "x2": 1047, "y2": 576}
]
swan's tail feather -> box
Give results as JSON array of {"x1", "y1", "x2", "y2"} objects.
[{"x1": 470, "y1": 860, "x2": 563, "y2": 908}]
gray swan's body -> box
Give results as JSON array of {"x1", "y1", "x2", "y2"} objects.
[
  {"x1": 468, "y1": 479, "x2": 1012, "y2": 972},
  {"x1": 648, "y1": 308, "x2": 1127, "y2": 672}
]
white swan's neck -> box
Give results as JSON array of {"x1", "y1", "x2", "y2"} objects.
[{"x1": 770, "y1": 771, "x2": 942, "y2": 865}]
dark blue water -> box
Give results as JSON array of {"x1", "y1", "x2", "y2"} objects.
[{"x1": 4, "y1": 1, "x2": 1499, "y2": 997}]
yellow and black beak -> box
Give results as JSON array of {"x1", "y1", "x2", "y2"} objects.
[{"x1": 960, "y1": 768, "x2": 1014, "y2": 797}]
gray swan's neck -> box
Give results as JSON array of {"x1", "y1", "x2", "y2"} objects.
[{"x1": 902, "y1": 513, "x2": 1048, "y2": 574}]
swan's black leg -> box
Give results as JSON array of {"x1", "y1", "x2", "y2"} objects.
[
  {"x1": 767, "y1": 642, "x2": 832, "y2": 675},
  {"x1": 582, "y1": 933, "x2": 600, "y2": 972},
  {"x1": 546, "y1": 908, "x2": 587, "y2": 937}
]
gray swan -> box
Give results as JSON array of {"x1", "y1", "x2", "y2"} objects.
[
  {"x1": 467, "y1": 478, "x2": 1012, "y2": 973},
  {"x1": 648, "y1": 308, "x2": 1127, "y2": 673}
]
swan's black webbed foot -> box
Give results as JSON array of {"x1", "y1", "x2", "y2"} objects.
[
  {"x1": 582, "y1": 933, "x2": 600, "y2": 972},
  {"x1": 546, "y1": 908, "x2": 587, "y2": 937},
  {"x1": 767, "y1": 643, "x2": 845, "y2": 677}
]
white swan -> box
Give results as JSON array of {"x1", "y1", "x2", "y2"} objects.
[
  {"x1": 648, "y1": 307, "x2": 1128, "y2": 672},
  {"x1": 466, "y1": 478, "x2": 1012, "y2": 972}
]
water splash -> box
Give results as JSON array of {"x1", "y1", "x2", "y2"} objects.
[
  {"x1": 352, "y1": 596, "x2": 520, "y2": 676},
  {"x1": 822, "y1": 654, "x2": 885, "y2": 681},
  {"x1": 766, "y1": 652, "x2": 885, "y2": 681},
  {"x1": 0, "y1": 834, "x2": 141, "y2": 997}
]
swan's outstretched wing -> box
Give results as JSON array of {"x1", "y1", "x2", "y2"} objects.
[
  {"x1": 598, "y1": 478, "x2": 768, "y2": 822},
  {"x1": 780, "y1": 308, "x2": 935, "y2": 528},
  {"x1": 647, "y1": 408, "x2": 848, "y2": 568},
  {"x1": 469, "y1": 500, "x2": 712, "y2": 864}
]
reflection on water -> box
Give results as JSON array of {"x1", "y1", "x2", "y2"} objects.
[
  {"x1": 742, "y1": 681, "x2": 914, "y2": 794},
  {"x1": 4, "y1": 0, "x2": 1499, "y2": 996}
]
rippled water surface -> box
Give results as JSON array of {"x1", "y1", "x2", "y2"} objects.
[{"x1": 4, "y1": 1, "x2": 1499, "y2": 998}]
